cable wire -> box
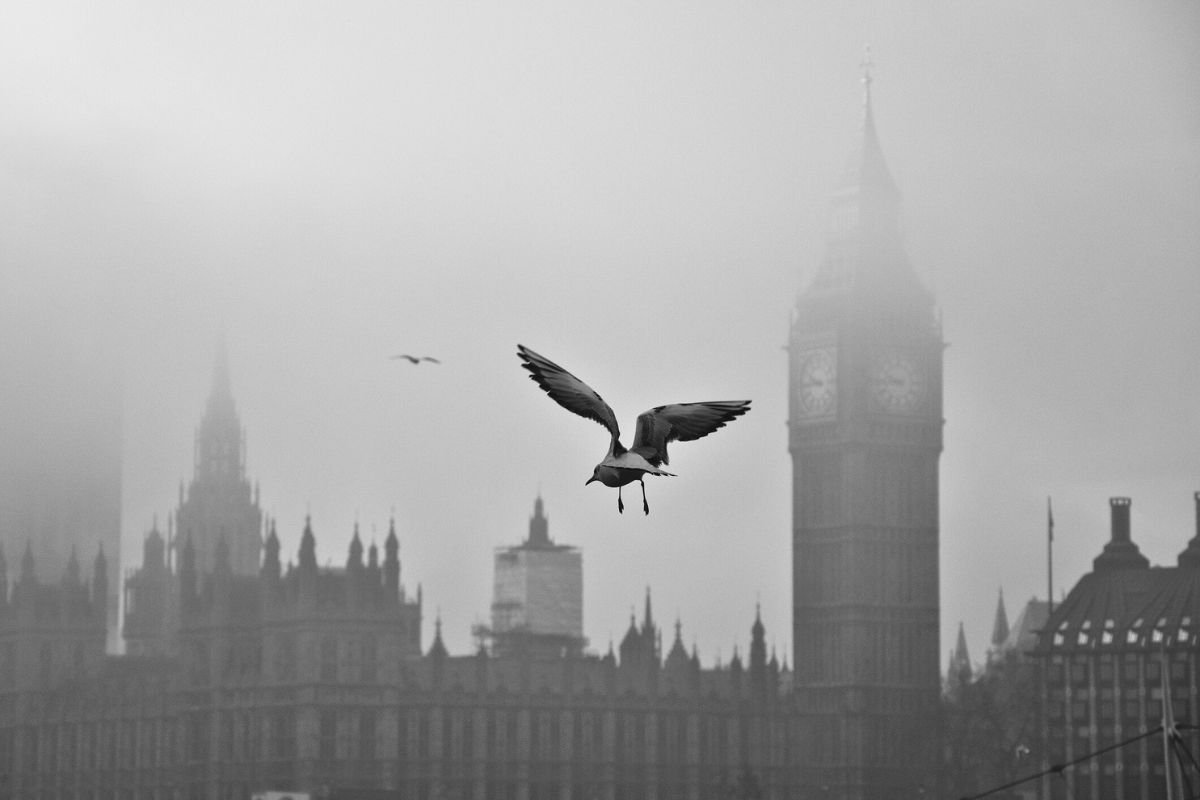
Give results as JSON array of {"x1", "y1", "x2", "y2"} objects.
[{"x1": 957, "y1": 726, "x2": 1164, "y2": 800}]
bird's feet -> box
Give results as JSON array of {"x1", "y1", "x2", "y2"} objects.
[
  {"x1": 617, "y1": 489, "x2": 625, "y2": 514},
  {"x1": 640, "y1": 480, "x2": 650, "y2": 515}
]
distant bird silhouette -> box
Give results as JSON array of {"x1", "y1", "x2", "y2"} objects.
[
  {"x1": 517, "y1": 344, "x2": 750, "y2": 515},
  {"x1": 390, "y1": 354, "x2": 441, "y2": 365}
]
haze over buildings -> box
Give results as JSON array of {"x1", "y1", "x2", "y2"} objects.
[
  {"x1": 0, "y1": 332, "x2": 122, "y2": 650},
  {"x1": 0, "y1": 0, "x2": 1197, "y2": 665}
]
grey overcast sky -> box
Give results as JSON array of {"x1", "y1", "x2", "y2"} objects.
[{"x1": 2, "y1": 0, "x2": 1198, "y2": 665}]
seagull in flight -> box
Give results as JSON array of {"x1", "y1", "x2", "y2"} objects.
[
  {"x1": 390, "y1": 354, "x2": 441, "y2": 365},
  {"x1": 517, "y1": 344, "x2": 750, "y2": 515}
]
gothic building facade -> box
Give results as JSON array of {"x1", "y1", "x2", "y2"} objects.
[
  {"x1": 0, "y1": 339, "x2": 798, "y2": 799},
  {"x1": 0, "y1": 521, "x2": 791, "y2": 800},
  {"x1": 787, "y1": 72, "x2": 943, "y2": 798}
]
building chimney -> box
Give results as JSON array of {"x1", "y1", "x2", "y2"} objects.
[
  {"x1": 1110, "y1": 497, "x2": 1131, "y2": 543},
  {"x1": 1093, "y1": 496, "x2": 1149, "y2": 572}
]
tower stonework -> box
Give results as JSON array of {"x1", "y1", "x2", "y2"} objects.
[{"x1": 788, "y1": 72, "x2": 943, "y2": 799}]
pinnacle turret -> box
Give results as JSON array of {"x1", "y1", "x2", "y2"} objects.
[
  {"x1": 299, "y1": 516, "x2": 317, "y2": 572},
  {"x1": 749, "y1": 604, "x2": 767, "y2": 675},
  {"x1": 348, "y1": 524, "x2": 364, "y2": 570},
  {"x1": 527, "y1": 493, "x2": 550, "y2": 547},
  {"x1": 991, "y1": 588, "x2": 1010, "y2": 650},
  {"x1": 428, "y1": 616, "x2": 448, "y2": 660},
  {"x1": 384, "y1": 516, "x2": 400, "y2": 596},
  {"x1": 262, "y1": 520, "x2": 281, "y2": 581}
]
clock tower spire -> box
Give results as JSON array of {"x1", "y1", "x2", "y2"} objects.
[{"x1": 788, "y1": 59, "x2": 943, "y2": 799}]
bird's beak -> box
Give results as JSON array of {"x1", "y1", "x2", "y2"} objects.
[{"x1": 585, "y1": 477, "x2": 596, "y2": 486}]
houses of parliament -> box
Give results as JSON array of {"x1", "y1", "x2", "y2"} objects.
[{"x1": 0, "y1": 77, "x2": 945, "y2": 800}]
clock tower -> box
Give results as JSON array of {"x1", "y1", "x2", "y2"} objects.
[{"x1": 788, "y1": 65, "x2": 943, "y2": 799}]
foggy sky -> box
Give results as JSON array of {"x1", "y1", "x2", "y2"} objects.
[{"x1": 2, "y1": 0, "x2": 1198, "y2": 665}]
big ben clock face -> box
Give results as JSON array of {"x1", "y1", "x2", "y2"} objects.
[
  {"x1": 798, "y1": 349, "x2": 836, "y2": 416},
  {"x1": 871, "y1": 352, "x2": 925, "y2": 413}
]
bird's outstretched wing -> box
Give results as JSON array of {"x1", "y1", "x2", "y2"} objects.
[
  {"x1": 391, "y1": 354, "x2": 441, "y2": 364},
  {"x1": 517, "y1": 345, "x2": 621, "y2": 444},
  {"x1": 631, "y1": 400, "x2": 751, "y2": 466}
]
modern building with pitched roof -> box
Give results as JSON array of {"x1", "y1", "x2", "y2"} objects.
[{"x1": 1034, "y1": 494, "x2": 1200, "y2": 799}]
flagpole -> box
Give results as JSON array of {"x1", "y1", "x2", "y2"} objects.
[{"x1": 1047, "y1": 497, "x2": 1054, "y2": 616}]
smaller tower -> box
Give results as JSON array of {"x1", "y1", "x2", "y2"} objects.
[
  {"x1": 298, "y1": 517, "x2": 317, "y2": 573},
  {"x1": 174, "y1": 343, "x2": 264, "y2": 576},
  {"x1": 348, "y1": 524, "x2": 364, "y2": 571},
  {"x1": 262, "y1": 520, "x2": 281, "y2": 582},
  {"x1": 488, "y1": 494, "x2": 583, "y2": 657},
  {"x1": 946, "y1": 621, "x2": 972, "y2": 691},
  {"x1": 384, "y1": 516, "x2": 401, "y2": 599},
  {"x1": 988, "y1": 588, "x2": 1010, "y2": 662},
  {"x1": 749, "y1": 604, "x2": 768, "y2": 695},
  {"x1": 124, "y1": 522, "x2": 179, "y2": 657}
]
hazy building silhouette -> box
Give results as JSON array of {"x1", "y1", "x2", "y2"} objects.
[
  {"x1": 0, "y1": 543, "x2": 108, "y2": 689},
  {"x1": 0, "y1": 330, "x2": 122, "y2": 651},
  {"x1": 487, "y1": 494, "x2": 584, "y2": 657},
  {"x1": 788, "y1": 65, "x2": 943, "y2": 797},
  {"x1": 1, "y1": 509, "x2": 796, "y2": 799},
  {"x1": 124, "y1": 343, "x2": 265, "y2": 656},
  {"x1": 122, "y1": 516, "x2": 179, "y2": 657},
  {"x1": 945, "y1": 621, "x2": 973, "y2": 692},
  {"x1": 175, "y1": 340, "x2": 264, "y2": 576},
  {"x1": 0, "y1": 346, "x2": 800, "y2": 798}
]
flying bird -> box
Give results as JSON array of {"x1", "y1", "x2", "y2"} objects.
[
  {"x1": 390, "y1": 354, "x2": 441, "y2": 365},
  {"x1": 517, "y1": 344, "x2": 750, "y2": 515}
]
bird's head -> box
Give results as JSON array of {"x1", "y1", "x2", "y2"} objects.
[{"x1": 585, "y1": 467, "x2": 600, "y2": 486}]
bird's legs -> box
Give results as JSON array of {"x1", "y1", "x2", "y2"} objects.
[
  {"x1": 639, "y1": 478, "x2": 649, "y2": 515},
  {"x1": 617, "y1": 486, "x2": 625, "y2": 514}
]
